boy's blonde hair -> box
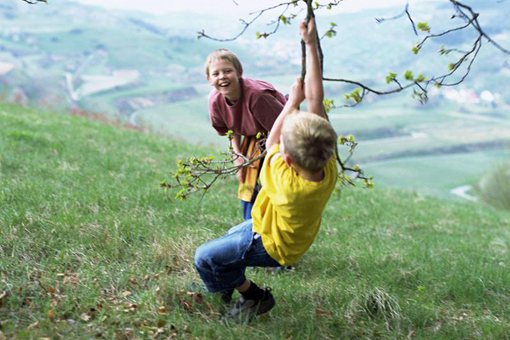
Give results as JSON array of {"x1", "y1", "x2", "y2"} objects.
[
  {"x1": 204, "y1": 49, "x2": 243, "y2": 79},
  {"x1": 281, "y1": 111, "x2": 337, "y2": 173}
]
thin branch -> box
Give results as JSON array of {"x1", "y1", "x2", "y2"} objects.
[
  {"x1": 21, "y1": 0, "x2": 47, "y2": 3},
  {"x1": 197, "y1": 1, "x2": 296, "y2": 41},
  {"x1": 324, "y1": 0, "x2": 508, "y2": 107},
  {"x1": 300, "y1": 0, "x2": 315, "y2": 81},
  {"x1": 376, "y1": 2, "x2": 418, "y2": 36},
  {"x1": 450, "y1": 0, "x2": 510, "y2": 54}
]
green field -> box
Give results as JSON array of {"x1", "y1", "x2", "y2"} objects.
[
  {"x1": 363, "y1": 150, "x2": 510, "y2": 199},
  {"x1": 1, "y1": 102, "x2": 509, "y2": 338}
]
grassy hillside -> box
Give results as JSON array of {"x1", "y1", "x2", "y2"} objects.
[{"x1": 1, "y1": 103, "x2": 509, "y2": 339}]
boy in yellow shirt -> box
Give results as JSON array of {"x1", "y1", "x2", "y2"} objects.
[{"x1": 194, "y1": 17, "x2": 338, "y2": 320}]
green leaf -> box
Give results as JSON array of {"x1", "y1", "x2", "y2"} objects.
[
  {"x1": 385, "y1": 72, "x2": 397, "y2": 84},
  {"x1": 255, "y1": 32, "x2": 268, "y2": 39},
  {"x1": 404, "y1": 70, "x2": 414, "y2": 81},
  {"x1": 417, "y1": 22, "x2": 431, "y2": 32},
  {"x1": 325, "y1": 29, "x2": 336, "y2": 38},
  {"x1": 351, "y1": 89, "x2": 362, "y2": 103},
  {"x1": 364, "y1": 179, "x2": 375, "y2": 189},
  {"x1": 175, "y1": 188, "x2": 187, "y2": 200},
  {"x1": 415, "y1": 73, "x2": 426, "y2": 83},
  {"x1": 412, "y1": 45, "x2": 421, "y2": 54},
  {"x1": 323, "y1": 98, "x2": 335, "y2": 113}
]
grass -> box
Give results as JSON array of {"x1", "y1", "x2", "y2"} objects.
[{"x1": 1, "y1": 102, "x2": 509, "y2": 339}]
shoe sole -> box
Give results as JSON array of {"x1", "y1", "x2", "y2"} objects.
[{"x1": 256, "y1": 296, "x2": 275, "y2": 315}]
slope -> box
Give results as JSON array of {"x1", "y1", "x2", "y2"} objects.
[{"x1": 0, "y1": 103, "x2": 509, "y2": 338}]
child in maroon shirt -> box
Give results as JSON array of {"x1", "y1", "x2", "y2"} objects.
[{"x1": 205, "y1": 50, "x2": 287, "y2": 220}]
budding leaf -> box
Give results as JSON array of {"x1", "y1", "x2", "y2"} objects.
[
  {"x1": 255, "y1": 32, "x2": 268, "y2": 39},
  {"x1": 325, "y1": 29, "x2": 336, "y2": 38},
  {"x1": 404, "y1": 70, "x2": 414, "y2": 81},
  {"x1": 385, "y1": 72, "x2": 397, "y2": 84},
  {"x1": 365, "y1": 179, "x2": 375, "y2": 189},
  {"x1": 415, "y1": 74, "x2": 426, "y2": 83},
  {"x1": 351, "y1": 88, "x2": 362, "y2": 103},
  {"x1": 323, "y1": 98, "x2": 335, "y2": 113},
  {"x1": 417, "y1": 22, "x2": 431, "y2": 33}
]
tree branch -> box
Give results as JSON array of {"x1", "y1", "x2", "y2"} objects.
[
  {"x1": 197, "y1": 1, "x2": 296, "y2": 41},
  {"x1": 376, "y1": 2, "x2": 418, "y2": 36},
  {"x1": 21, "y1": 0, "x2": 47, "y2": 4},
  {"x1": 176, "y1": 0, "x2": 509, "y2": 197}
]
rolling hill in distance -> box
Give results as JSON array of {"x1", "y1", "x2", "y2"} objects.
[{"x1": 1, "y1": 0, "x2": 510, "y2": 202}]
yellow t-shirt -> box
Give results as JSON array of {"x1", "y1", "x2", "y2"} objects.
[{"x1": 252, "y1": 144, "x2": 338, "y2": 265}]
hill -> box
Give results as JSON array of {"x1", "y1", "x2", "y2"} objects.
[{"x1": 0, "y1": 103, "x2": 509, "y2": 338}]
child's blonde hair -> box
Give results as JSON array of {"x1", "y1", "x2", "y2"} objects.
[
  {"x1": 281, "y1": 111, "x2": 337, "y2": 173},
  {"x1": 204, "y1": 49, "x2": 243, "y2": 79}
]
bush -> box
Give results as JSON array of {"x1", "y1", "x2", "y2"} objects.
[{"x1": 478, "y1": 162, "x2": 510, "y2": 211}]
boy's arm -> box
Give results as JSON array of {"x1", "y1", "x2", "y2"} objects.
[
  {"x1": 266, "y1": 18, "x2": 324, "y2": 150},
  {"x1": 265, "y1": 77, "x2": 304, "y2": 150},
  {"x1": 301, "y1": 18, "x2": 326, "y2": 119}
]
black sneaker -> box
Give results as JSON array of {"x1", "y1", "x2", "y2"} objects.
[
  {"x1": 224, "y1": 288, "x2": 275, "y2": 322},
  {"x1": 220, "y1": 289, "x2": 234, "y2": 304}
]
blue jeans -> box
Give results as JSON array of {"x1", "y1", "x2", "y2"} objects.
[
  {"x1": 194, "y1": 219, "x2": 280, "y2": 293},
  {"x1": 241, "y1": 185, "x2": 259, "y2": 220}
]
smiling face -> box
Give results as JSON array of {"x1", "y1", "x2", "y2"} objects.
[{"x1": 207, "y1": 58, "x2": 241, "y2": 102}]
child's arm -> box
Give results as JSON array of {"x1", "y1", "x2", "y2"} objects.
[
  {"x1": 265, "y1": 77, "x2": 304, "y2": 150},
  {"x1": 300, "y1": 18, "x2": 326, "y2": 119},
  {"x1": 266, "y1": 18, "x2": 324, "y2": 151}
]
